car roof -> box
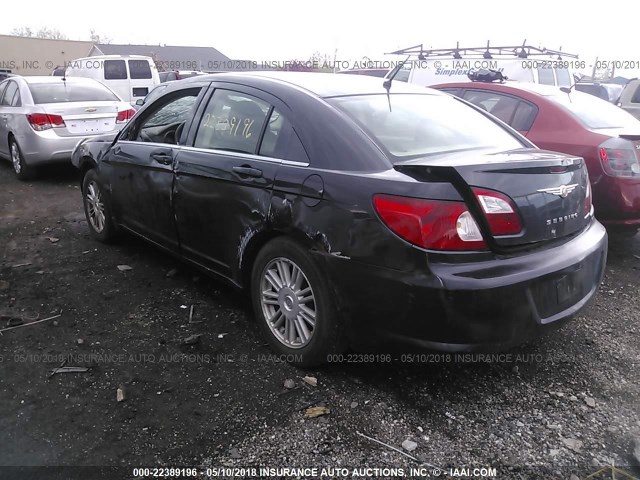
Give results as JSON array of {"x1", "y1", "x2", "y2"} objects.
[
  {"x1": 19, "y1": 76, "x2": 104, "y2": 85},
  {"x1": 71, "y1": 55, "x2": 153, "y2": 61},
  {"x1": 182, "y1": 71, "x2": 442, "y2": 97}
]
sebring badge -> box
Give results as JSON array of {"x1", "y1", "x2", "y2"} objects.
[{"x1": 537, "y1": 183, "x2": 578, "y2": 198}]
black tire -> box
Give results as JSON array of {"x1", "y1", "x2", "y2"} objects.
[
  {"x1": 9, "y1": 138, "x2": 35, "y2": 181},
  {"x1": 251, "y1": 237, "x2": 346, "y2": 367},
  {"x1": 82, "y1": 169, "x2": 117, "y2": 243}
]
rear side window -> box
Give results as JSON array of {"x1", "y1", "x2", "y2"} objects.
[
  {"x1": 259, "y1": 109, "x2": 309, "y2": 162},
  {"x1": 1, "y1": 82, "x2": 18, "y2": 106},
  {"x1": 104, "y1": 60, "x2": 127, "y2": 80},
  {"x1": 631, "y1": 85, "x2": 640, "y2": 104},
  {"x1": 511, "y1": 101, "x2": 538, "y2": 131},
  {"x1": 0, "y1": 82, "x2": 8, "y2": 103},
  {"x1": 10, "y1": 88, "x2": 21, "y2": 107},
  {"x1": 329, "y1": 93, "x2": 523, "y2": 159},
  {"x1": 537, "y1": 67, "x2": 555, "y2": 85},
  {"x1": 194, "y1": 90, "x2": 270, "y2": 154},
  {"x1": 462, "y1": 90, "x2": 519, "y2": 124},
  {"x1": 29, "y1": 82, "x2": 119, "y2": 103},
  {"x1": 128, "y1": 60, "x2": 152, "y2": 80}
]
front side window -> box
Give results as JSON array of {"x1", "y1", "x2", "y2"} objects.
[
  {"x1": 194, "y1": 90, "x2": 269, "y2": 154},
  {"x1": 134, "y1": 88, "x2": 200, "y2": 143},
  {"x1": 128, "y1": 60, "x2": 152, "y2": 80},
  {"x1": 630, "y1": 85, "x2": 640, "y2": 104},
  {"x1": 328, "y1": 93, "x2": 523, "y2": 159},
  {"x1": 104, "y1": 60, "x2": 127, "y2": 80}
]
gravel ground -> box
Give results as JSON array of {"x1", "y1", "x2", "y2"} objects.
[{"x1": 0, "y1": 162, "x2": 638, "y2": 480}]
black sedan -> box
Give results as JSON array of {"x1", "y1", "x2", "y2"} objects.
[{"x1": 72, "y1": 72, "x2": 608, "y2": 366}]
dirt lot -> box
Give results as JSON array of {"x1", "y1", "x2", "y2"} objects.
[{"x1": 0, "y1": 161, "x2": 639, "y2": 479}]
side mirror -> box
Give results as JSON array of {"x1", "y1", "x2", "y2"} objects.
[{"x1": 135, "y1": 98, "x2": 144, "y2": 106}]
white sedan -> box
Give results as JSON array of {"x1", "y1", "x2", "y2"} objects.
[{"x1": 0, "y1": 76, "x2": 135, "y2": 180}]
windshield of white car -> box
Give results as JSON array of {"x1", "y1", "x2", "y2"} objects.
[
  {"x1": 328, "y1": 93, "x2": 524, "y2": 159},
  {"x1": 29, "y1": 82, "x2": 120, "y2": 104}
]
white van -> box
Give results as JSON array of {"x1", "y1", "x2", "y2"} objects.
[
  {"x1": 64, "y1": 55, "x2": 160, "y2": 105},
  {"x1": 389, "y1": 43, "x2": 580, "y2": 88}
]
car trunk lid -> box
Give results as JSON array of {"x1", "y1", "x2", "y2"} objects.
[
  {"x1": 40, "y1": 102, "x2": 119, "y2": 136},
  {"x1": 394, "y1": 148, "x2": 591, "y2": 248}
]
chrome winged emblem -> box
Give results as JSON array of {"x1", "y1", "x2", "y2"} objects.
[
  {"x1": 85, "y1": 107, "x2": 97, "y2": 112},
  {"x1": 537, "y1": 184, "x2": 578, "y2": 198}
]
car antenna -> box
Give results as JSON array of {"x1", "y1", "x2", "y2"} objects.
[
  {"x1": 559, "y1": 74, "x2": 582, "y2": 102},
  {"x1": 383, "y1": 55, "x2": 410, "y2": 111}
]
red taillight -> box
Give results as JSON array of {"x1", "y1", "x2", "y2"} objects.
[
  {"x1": 373, "y1": 194, "x2": 487, "y2": 251},
  {"x1": 598, "y1": 138, "x2": 640, "y2": 178},
  {"x1": 116, "y1": 108, "x2": 136, "y2": 123},
  {"x1": 472, "y1": 188, "x2": 523, "y2": 236},
  {"x1": 26, "y1": 113, "x2": 65, "y2": 131}
]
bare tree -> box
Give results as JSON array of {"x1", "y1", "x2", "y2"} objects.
[
  {"x1": 89, "y1": 29, "x2": 112, "y2": 44},
  {"x1": 10, "y1": 27, "x2": 34, "y2": 37},
  {"x1": 35, "y1": 27, "x2": 67, "y2": 40}
]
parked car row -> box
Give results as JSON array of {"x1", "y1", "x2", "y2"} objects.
[
  {"x1": 1, "y1": 53, "x2": 636, "y2": 366},
  {"x1": 70, "y1": 72, "x2": 608, "y2": 366}
]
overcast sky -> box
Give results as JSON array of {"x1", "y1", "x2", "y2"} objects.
[{"x1": 3, "y1": 0, "x2": 640, "y2": 74}]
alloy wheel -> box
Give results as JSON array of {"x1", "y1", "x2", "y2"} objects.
[
  {"x1": 85, "y1": 181, "x2": 106, "y2": 233},
  {"x1": 11, "y1": 142, "x2": 22, "y2": 174},
  {"x1": 260, "y1": 257, "x2": 317, "y2": 348}
]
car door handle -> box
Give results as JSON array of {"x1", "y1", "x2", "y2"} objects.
[
  {"x1": 150, "y1": 150, "x2": 173, "y2": 165},
  {"x1": 232, "y1": 166, "x2": 263, "y2": 178}
]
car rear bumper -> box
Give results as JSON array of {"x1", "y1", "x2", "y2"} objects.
[
  {"x1": 16, "y1": 129, "x2": 119, "y2": 166},
  {"x1": 319, "y1": 219, "x2": 608, "y2": 351},
  {"x1": 594, "y1": 176, "x2": 640, "y2": 225}
]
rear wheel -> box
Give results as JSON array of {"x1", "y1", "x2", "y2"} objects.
[
  {"x1": 251, "y1": 237, "x2": 346, "y2": 367},
  {"x1": 10, "y1": 138, "x2": 34, "y2": 181},
  {"x1": 82, "y1": 169, "x2": 117, "y2": 243}
]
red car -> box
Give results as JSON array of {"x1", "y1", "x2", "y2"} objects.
[{"x1": 433, "y1": 81, "x2": 640, "y2": 233}]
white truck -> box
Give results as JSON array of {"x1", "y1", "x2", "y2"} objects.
[
  {"x1": 64, "y1": 55, "x2": 160, "y2": 105},
  {"x1": 387, "y1": 42, "x2": 581, "y2": 87}
]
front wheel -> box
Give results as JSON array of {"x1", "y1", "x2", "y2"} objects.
[
  {"x1": 82, "y1": 169, "x2": 117, "y2": 243},
  {"x1": 10, "y1": 138, "x2": 34, "y2": 181},
  {"x1": 251, "y1": 237, "x2": 346, "y2": 367}
]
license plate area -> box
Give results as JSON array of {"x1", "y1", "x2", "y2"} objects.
[
  {"x1": 555, "y1": 267, "x2": 583, "y2": 305},
  {"x1": 531, "y1": 260, "x2": 591, "y2": 320}
]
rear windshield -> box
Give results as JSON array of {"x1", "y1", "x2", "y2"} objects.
[
  {"x1": 328, "y1": 94, "x2": 524, "y2": 159},
  {"x1": 29, "y1": 82, "x2": 119, "y2": 104},
  {"x1": 549, "y1": 91, "x2": 640, "y2": 129}
]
